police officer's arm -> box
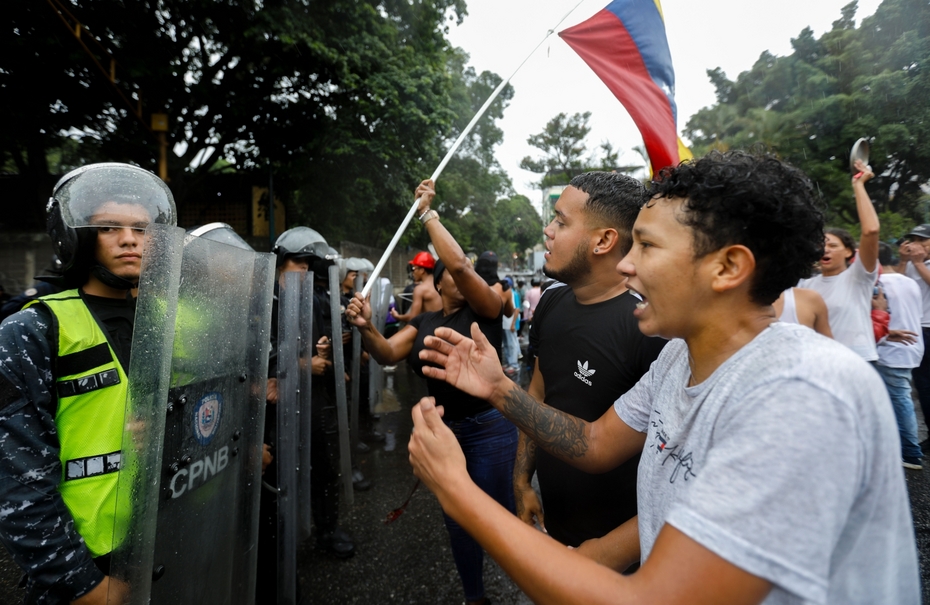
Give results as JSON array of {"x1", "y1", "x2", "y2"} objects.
[
  {"x1": 415, "y1": 180, "x2": 502, "y2": 320},
  {"x1": 346, "y1": 292, "x2": 418, "y2": 365},
  {"x1": 0, "y1": 308, "x2": 105, "y2": 601}
]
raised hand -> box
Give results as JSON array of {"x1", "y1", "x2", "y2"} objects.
[
  {"x1": 852, "y1": 158, "x2": 874, "y2": 184},
  {"x1": 345, "y1": 292, "x2": 371, "y2": 328},
  {"x1": 415, "y1": 179, "x2": 436, "y2": 216},
  {"x1": 419, "y1": 322, "x2": 512, "y2": 402}
]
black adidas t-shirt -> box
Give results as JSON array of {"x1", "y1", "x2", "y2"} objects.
[{"x1": 529, "y1": 284, "x2": 666, "y2": 546}]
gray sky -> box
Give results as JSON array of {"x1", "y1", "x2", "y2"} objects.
[{"x1": 445, "y1": 0, "x2": 883, "y2": 210}]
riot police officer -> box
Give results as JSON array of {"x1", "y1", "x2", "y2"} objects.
[
  {"x1": 0, "y1": 163, "x2": 176, "y2": 604},
  {"x1": 260, "y1": 227, "x2": 354, "y2": 596}
]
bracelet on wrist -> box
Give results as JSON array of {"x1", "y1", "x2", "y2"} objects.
[{"x1": 419, "y1": 209, "x2": 439, "y2": 225}]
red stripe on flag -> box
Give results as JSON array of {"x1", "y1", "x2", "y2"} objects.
[{"x1": 560, "y1": 9, "x2": 679, "y2": 173}]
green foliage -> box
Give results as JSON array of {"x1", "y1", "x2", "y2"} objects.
[
  {"x1": 408, "y1": 52, "x2": 543, "y2": 259},
  {"x1": 2, "y1": 0, "x2": 541, "y2": 257},
  {"x1": 683, "y1": 0, "x2": 930, "y2": 228},
  {"x1": 520, "y1": 112, "x2": 638, "y2": 189}
]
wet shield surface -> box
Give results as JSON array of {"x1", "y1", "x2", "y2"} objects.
[
  {"x1": 274, "y1": 270, "x2": 315, "y2": 605},
  {"x1": 108, "y1": 224, "x2": 275, "y2": 604}
]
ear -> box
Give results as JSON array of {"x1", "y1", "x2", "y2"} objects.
[
  {"x1": 708, "y1": 245, "x2": 756, "y2": 294},
  {"x1": 591, "y1": 227, "x2": 621, "y2": 256}
]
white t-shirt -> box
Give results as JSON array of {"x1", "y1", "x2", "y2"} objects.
[
  {"x1": 799, "y1": 260, "x2": 878, "y2": 360},
  {"x1": 877, "y1": 272, "x2": 924, "y2": 368},
  {"x1": 904, "y1": 260, "x2": 930, "y2": 327},
  {"x1": 614, "y1": 324, "x2": 919, "y2": 604}
]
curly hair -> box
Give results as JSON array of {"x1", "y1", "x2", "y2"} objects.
[
  {"x1": 648, "y1": 150, "x2": 825, "y2": 305},
  {"x1": 569, "y1": 171, "x2": 646, "y2": 255}
]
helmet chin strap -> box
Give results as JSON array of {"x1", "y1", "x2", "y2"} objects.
[{"x1": 90, "y1": 264, "x2": 138, "y2": 291}]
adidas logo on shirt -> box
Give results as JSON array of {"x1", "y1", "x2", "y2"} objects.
[{"x1": 574, "y1": 360, "x2": 595, "y2": 386}]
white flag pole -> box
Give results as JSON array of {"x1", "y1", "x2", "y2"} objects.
[{"x1": 360, "y1": 0, "x2": 586, "y2": 298}]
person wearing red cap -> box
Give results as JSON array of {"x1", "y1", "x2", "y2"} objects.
[{"x1": 391, "y1": 251, "x2": 442, "y2": 322}]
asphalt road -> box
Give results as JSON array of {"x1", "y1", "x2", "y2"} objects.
[{"x1": 1, "y1": 363, "x2": 928, "y2": 604}]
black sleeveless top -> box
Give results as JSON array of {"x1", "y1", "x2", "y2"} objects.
[{"x1": 408, "y1": 305, "x2": 502, "y2": 421}]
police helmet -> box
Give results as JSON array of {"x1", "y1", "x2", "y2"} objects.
[
  {"x1": 272, "y1": 227, "x2": 328, "y2": 266},
  {"x1": 46, "y1": 163, "x2": 176, "y2": 287},
  {"x1": 187, "y1": 222, "x2": 253, "y2": 251},
  {"x1": 346, "y1": 257, "x2": 367, "y2": 272}
]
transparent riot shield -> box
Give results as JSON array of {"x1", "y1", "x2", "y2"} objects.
[
  {"x1": 368, "y1": 278, "x2": 393, "y2": 414},
  {"x1": 350, "y1": 275, "x2": 363, "y2": 452},
  {"x1": 274, "y1": 270, "x2": 314, "y2": 605},
  {"x1": 109, "y1": 223, "x2": 275, "y2": 605},
  {"x1": 328, "y1": 265, "x2": 354, "y2": 506},
  {"x1": 295, "y1": 274, "x2": 315, "y2": 542}
]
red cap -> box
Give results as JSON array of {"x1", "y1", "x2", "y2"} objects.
[{"x1": 409, "y1": 251, "x2": 435, "y2": 269}]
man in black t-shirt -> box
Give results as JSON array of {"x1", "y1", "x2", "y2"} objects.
[{"x1": 516, "y1": 172, "x2": 665, "y2": 566}]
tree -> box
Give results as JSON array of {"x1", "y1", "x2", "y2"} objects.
[
  {"x1": 683, "y1": 0, "x2": 930, "y2": 238},
  {"x1": 412, "y1": 52, "x2": 543, "y2": 260},
  {"x1": 520, "y1": 112, "x2": 638, "y2": 189},
  {"x1": 2, "y1": 0, "x2": 468, "y2": 230}
]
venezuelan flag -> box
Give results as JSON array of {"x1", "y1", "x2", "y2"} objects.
[{"x1": 560, "y1": 0, "x2": 692, "y2": 175}]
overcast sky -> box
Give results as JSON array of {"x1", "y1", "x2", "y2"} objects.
[{"x1": 445, "y1": 0, "x2": 883, "y2": 211}]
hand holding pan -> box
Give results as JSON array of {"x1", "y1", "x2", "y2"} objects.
[{"x1": 850, "y1": 138, "x2": 871, "y2": 178}]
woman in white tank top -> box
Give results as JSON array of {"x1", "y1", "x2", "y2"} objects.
[{"x1": 773, "y1": 287, "x2": 833, "y2": 337}]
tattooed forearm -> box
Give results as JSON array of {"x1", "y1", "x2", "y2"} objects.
[
  {"x1": 502, "y1": 386, "x2": 588, "y2": 461},
  {"x1": 513, "y1": 431, "x2": 537, "y2": 484}
]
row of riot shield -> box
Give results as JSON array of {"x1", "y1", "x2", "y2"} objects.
[{"x1": 102, "y1": 224, "x2": 389, "y2": 604}]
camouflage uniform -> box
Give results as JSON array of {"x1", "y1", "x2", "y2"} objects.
[{"x1": 0, "y1": 305, "x2": 107, "y2": 603}]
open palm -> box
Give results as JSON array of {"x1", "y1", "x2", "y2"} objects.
[{"x1": 420, "y1": 322, "x2": 508, "y2": 401}]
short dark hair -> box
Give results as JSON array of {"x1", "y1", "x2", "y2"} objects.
[
  {"x1": 878, "y1": 241, "x2": 895, "y2": 267},
  {"x1": 825, "y1": 228, "x2": 856, "y2": 265},
  {"x1": 569, "y1": 172, "x2": 646, "y2": 255},
  {"x1": 648, "y1": 150, "x2": 825, "y2": 305}
]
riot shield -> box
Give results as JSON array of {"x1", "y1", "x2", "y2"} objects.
[
  {"x1": 109, "y1": 223, "x2": 275, "y2": 605},
  {"x1": 350, "y1": 274, "x2": 363, "y2": 453},
  {"x1": 328, "y1": 264, "x2": 354, "y2": 505},
  {"x1": 274, "y1": 270, "x2": 313, "y2": 605},
  {"x1": 367, "y1": 278, "x2": 393, "y2": 414},
  {"x1": 295, "y1": 274, "x2": 315, "y2": 542}
]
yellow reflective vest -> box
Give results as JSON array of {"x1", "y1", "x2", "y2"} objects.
[{"x1": 27, "y1": 290, "x2": 128, "y2": 557}]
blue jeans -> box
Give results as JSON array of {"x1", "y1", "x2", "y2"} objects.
[
  {"x1": 442, "y1": 408, "x2": 517, "y2": 601},
  {"x1": 877, "y1": 364, "x2": 923, "y2": 460}
]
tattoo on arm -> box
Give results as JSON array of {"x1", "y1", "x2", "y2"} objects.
[
  {"x1": 513, "y1": 432, "x2": 537, "y2": 484},
  {"x1": 502, "y1": 386, "x2": 588, "y2": 460}
]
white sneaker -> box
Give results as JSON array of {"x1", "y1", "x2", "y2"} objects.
[{"x1": 903, "y1": 459, "x2": 923, "y2": 470}]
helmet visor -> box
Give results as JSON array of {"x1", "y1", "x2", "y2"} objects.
[{"x1": 55, "y1": 164, "x2": 176, "y2": 230}]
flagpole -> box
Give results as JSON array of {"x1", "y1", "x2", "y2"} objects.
[{"x1": 360, "y1": 0, "x2": 587, "y2": 298}]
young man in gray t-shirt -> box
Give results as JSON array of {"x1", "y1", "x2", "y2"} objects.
[{"x1": 407, "y1": 151, "x2": 920, "y2": 604}]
